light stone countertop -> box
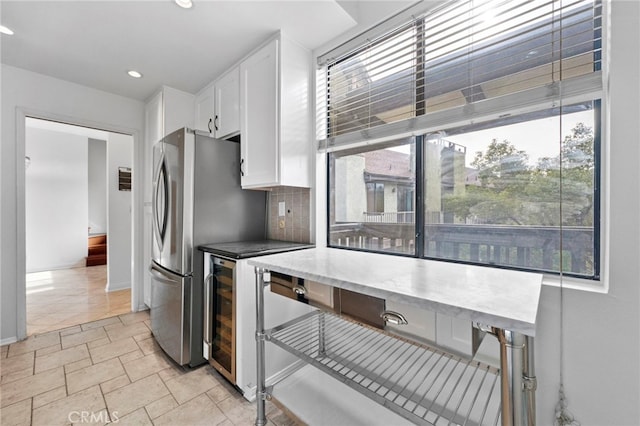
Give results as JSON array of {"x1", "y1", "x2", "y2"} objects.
[{"x1": 248, "y1": 247, "x2": 543, "y2": 336}]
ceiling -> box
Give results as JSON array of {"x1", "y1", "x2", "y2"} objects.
[{"x1": 0, "y1": 1, "x2": 411, "y2": 102}]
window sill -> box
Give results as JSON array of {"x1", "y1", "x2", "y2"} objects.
[{"x1": 541, "y1": 274, "x2": 608, "y2": 294}]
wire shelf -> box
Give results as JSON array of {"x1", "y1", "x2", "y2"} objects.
[{"x1": 267, "y1": 310, "x2": 502, "y2": 426}]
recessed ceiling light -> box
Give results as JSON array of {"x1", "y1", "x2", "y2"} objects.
[
  {"x1": 127, "y1": 70, "x2": 143, "y2": 78},
  {"x1": 0, "y1": 25, "x2": 14, "y2": 35},
  {"x1": 175, "y1": 0, "x2": 193, "y2": 9}
]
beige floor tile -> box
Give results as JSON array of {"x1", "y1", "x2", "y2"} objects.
[
  {"x1": 32, "y1": 385, "x2": 105, "y2": 426},
  {"x1": 144, "y1": 394, "x2": 178, "y2": 419},
  {"x1": 61, "y1": 327, "x2": 107, "y2": 349},
  {"x1": 87, "y1": 337, "x2": 111, "y2": 350},
  {"x1": 118, "y1": 349, "x2": 145, "y2": 364},
  {"x1": 104, "y1": 321, "x2": 150, "y2": 342},
  {"x1": 88, "y1": 337, "x2": 138, "y2": 364},
  {"x1": 122, "y1": 351, "x2": 174, "y2": 382},
  {"x1": 153, "y1": 393, "x2": 228, "y2": 426},
  {"x1": 0, "y1": 351, "x2": 34, "y2": 379},
  {"x1": 35, "y1": 343, "x2": 61, "y2": 357},
  {"x1": 8, "y1": 331, "x2": 60, "y2": 357},
  {"x1": 81, "y1": 316, "x2": 121, "y2": 331},
  {"x1": 66, "y1": 358, "x2": 125, "y2": 395},
  {"x1": 115, "y1": 407, "x2": 153, "y2": 425},
  {"x1": 132, "y1": 330, "x2": 154, "y2": 342},
  {"x1": 0, "y1": 367, "x2": 34, "y2": 385},
  {"x1": 0, "y1": 367, "x2": 64, "y2": 408},
  {"x1": 0, "y1": 398, "x2": 32, "y2": 426},
  {"x1": 32, "y1": 386, "x2": 67, "y2": 409},
  {"x1": 59, "y1": 325, "x2": 82, "y2": 336},
  {"x1": 206, "y1": 377, "x2": 243, "y2": 403},
  {"x1": 135, "y1": 336, "x2": 161, "y2": 355},
  {"x1": 164, "y1": 365, "x2": 221, "y2": 405},
  {"x1": 157, "y1": 364, "x2": 186, "y2": 382},
  {"x1": 99, "y1": 374, "x2": 130, "y2": 395},
  {"x1": 118, "y1": 310, "x2": 150, "y2": 326},
  {"x1": 34, "y1": 344, "x2": 89, "y2": 374},
  {"x1": 64, "y1": 357, "x2": 93, "y2": 374},
  {"x1": 103, "y1": 374, "x2": 170, "y2": 418},
  {"x1": 217, "y1": 394, "x2": 256, "y2": 425}
]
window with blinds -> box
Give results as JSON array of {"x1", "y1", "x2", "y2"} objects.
[
  {"x1": 324, "y1": 0, "x2": 602, "y2": 141},
  {"x1": 324, "y1": 0, "x2": 604, "y2": 279}
]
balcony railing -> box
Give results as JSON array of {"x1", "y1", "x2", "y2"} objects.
[
  {"x1": 362, "y1": 211, "x2": 415, "y2": 223},
  {"x1": 330, "y1": 222, "x2": 595, "y2": 277}
]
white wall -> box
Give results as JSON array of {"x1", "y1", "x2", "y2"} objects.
[
  {"x1": 531, "y1": 2, "x2": 640, "y2": 424},
  {"x1": 0, "y1": 64, "x2": 145, "y2": 343},
  {"x1": 88, "y1": 138, "x2": 107, "y2": 235},
  {"x1": 314, "y1": 1, "x2": 640, "y2": 424},
  {"x1": 106, "y1": 133, "x2": 133, "y2": 291},
  {"x1": 25, "y1": 127, "x2": 88, "y2": 272}
]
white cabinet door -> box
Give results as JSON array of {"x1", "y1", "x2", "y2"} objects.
[
  {"x1": 240, "y1": 39, "x2": 279, "y2": 188},
  {"x1": 214, "y1": 67, "x2": 240, "y2": 139},
  {"x1": 195, "y1": 83, "x2": 215, "y2": 134},
  {"x1": 162, "y1": 86, "x2": 195, "y2": 136}
]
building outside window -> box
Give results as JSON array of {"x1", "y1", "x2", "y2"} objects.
[{"x1": 323, "y1": 0, "x2": 602, "y2": 279}]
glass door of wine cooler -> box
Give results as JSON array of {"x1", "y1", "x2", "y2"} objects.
[{"x1": 205, "y1": 256, "x2": 236, "y2": 383}]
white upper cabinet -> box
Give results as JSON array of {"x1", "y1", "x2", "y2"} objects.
[
  {"x1": 214, "y1": 67, "x2": 240, "y2": 139},
  {"x1": 195, "y1": 67, "x2": 240, "y2": 139},
  {"x1": 240, "y1": 33, "x2": 311, "y2": 189},
  {"x1": 194, "y1": 82, "x2": 215, "y2": 134}
]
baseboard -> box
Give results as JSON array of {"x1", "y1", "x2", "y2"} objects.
[
  {"x1": 26, "y1": 262, "x2": 85, "y2": 273},
  {"x1": 1, "y1": 336, "x2": 18, "y2": 346},
  {"x1": 241, "y1": 359, "x2": 307, "y2": 402},
  {"x1": 106, "y1": 281, "x2": 131, "y2": 292},
  {"x1": 135, "y1": 303, "x2": 149, "y2": 312}
]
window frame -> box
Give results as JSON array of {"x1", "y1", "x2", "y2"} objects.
[{"x1": 322, "y1": 0, "x2": 605, "y2": 282}]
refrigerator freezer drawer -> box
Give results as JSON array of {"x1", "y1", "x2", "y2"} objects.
[{"x1": 150, "y1": 263, "x2": 191, "y2": 365}]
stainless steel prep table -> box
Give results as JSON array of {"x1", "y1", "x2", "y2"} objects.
[{"x1": 249, "y1": 247, "x2": 543, "y2": 426}]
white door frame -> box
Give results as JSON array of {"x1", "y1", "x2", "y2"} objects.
[{"x1": 16, "y1": 107, "x2": 145, "y2": 339}]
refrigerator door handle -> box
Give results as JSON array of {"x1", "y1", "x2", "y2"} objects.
[
  {"x1": 203, "y1": 272, "x2": 213, "y2": 355},
  {"x1": 149, "y1": 263, "x2": 178, "y2": 285},
  {"x1": 152, "y1": 154, "x2": 169, "y2": 252}
]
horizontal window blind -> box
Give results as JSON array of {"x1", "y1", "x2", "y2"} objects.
[{"x1": 321, "y1": 0, "x2": 603, "y2": 148}]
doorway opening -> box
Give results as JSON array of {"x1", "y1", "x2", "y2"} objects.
[{"x1": 25, "y1": 117, "x2": 133, "y2": 335}]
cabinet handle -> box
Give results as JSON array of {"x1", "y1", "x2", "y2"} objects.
[
  {"x1": 240, "y1": 158, "x2": 245, "y2": 177},
  {"x1": 292, "y1": 284, "x2": 307, "y2": 296},
  {"x1": 207, "y1": 118, "x2": 212, "y2": 134},
  {"x1": 214, "y1": 115, "x2": 219, "y2": 131},
  {"x1": 380, "y1": 311, "x2": 408, "y2": 326}
]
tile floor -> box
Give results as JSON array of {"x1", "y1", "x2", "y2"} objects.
[
  {"x1": 26, "y1": 266, "x2": 131, "y2": 336},
  {"x1": 0, "y1": 310, "x2": 298, "y2": 426}
]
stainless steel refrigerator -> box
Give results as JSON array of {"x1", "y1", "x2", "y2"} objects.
[{"x1": 149, "y1": 127, "x2": 265, "y2": 367}]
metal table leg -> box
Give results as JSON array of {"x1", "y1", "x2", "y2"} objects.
[
  {"x1": 496, "y1": 329, "x2": 537, "y2": 426},
  {"x1": 255, "y1": 267, "x2": 269, "y2": 426}
]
